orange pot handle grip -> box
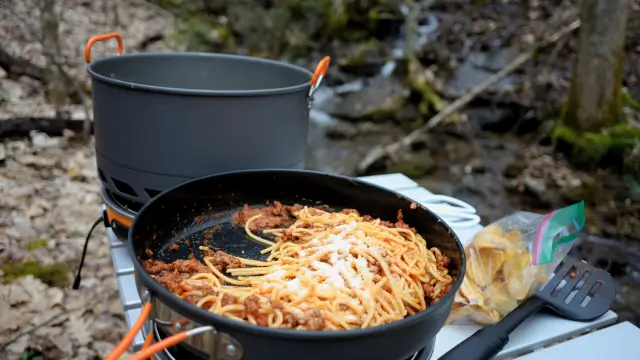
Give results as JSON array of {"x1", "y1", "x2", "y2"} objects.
[
  {"x1": 85, "y1": 32, "x2": 124, "y2": 64},
  {"x1": 310, "y1": 56, "x2": 331, "y2": 86},
  {"x1": 105, "y1": 302, "x2": 151, "y2": 360}
]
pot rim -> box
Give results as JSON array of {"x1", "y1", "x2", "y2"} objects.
[
  {"x1": 128, "y1": 169, "x2": 467, "y2": 341},
  {"x1": 87, "y1": 52, "x2": 314, "y2": 96}
]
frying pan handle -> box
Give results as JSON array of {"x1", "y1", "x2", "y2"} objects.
[
  {"x1": 308, "y1": 56, "x2": 331, "y2": 101},
  {"x1": 127, "y1": 326, "x2": 214, "y2": 360},
  {"x1": 438, "y1": 297, "x2": 545, "y2": 360},
  {"x1": 85, "y1": 32, "x2": 124, "y2": 64},
  {"x1": 103, "y1": 295, "x2": 213, "y2": 360},
  {"x1": 105, "y1": 302, "x2": 152, "y2": 360}
]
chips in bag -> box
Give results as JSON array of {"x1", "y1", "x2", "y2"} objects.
[{"x1": 447, "y1": 201, "x2": 586, "y2": 325}]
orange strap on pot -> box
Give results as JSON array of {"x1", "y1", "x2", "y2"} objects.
[{"x1": 85, "y1": 32, "x2": 124, "y2": 64}]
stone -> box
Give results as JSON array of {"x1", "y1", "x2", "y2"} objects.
[
  {"x1": 328, "y1": 77, "x2": 410, "y2": 121},
  {"x1": 503, "y1": 161, "x2": 526, "y2": 178},
  {"x1": 523, "y1": 174, "x2": 547, "y2": 197},
  {"x1": 15, "y1": 154, "x2": 58, "y2": 169},
  {"x1": 387, "y1": 153, "x2": 437, "y2": 178},
  {"x1": 92, "y1": 341, "x2": 116, "y2": 358},
  {"x1": 443, "y1": 51, "x2": 520, "y2": 98},
  {"x1": 30, "y1": 131, "x2": 60, "y2": 149},
  {"x1": 6, "y1": 282, "x2": 30, "y2": 305},
  {"x1": 464, "y1": 158, "x2": 486, "y2": 174}
]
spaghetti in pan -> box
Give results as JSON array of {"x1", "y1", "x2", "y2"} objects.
[{"x1": 143, "y1": 201, "x2": 454, "y2": 331}]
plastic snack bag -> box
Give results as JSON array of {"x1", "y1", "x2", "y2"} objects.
[{"x1": 447, "y1": 201, "x2": 586, "y2": 325}]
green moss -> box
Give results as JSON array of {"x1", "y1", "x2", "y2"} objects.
[
  {"x1": 174, "y1": 17, "x2": 216, "y2": 52},
  {"x1": 564, "y1": 176, "x2": 602, "y2": 204},
  {"x1": 407, "y1": 59, "x2": 443, "y2": 115},
  {"x1": 503, "y1": 161, "x2": 526, "y2": 178},
  {"x1": 338, "y1": 39, "x2": 381, "y2": 68},
  {"x1": 82, "y1": 83, "x2": 92, "y2": 95},
  {"x1": 369, "y1": 94, "x2": 407, "y2": 122},
  {"x1": 1, "y1": 260, "x2": 70, "y2": 288},
  {"x1": 552, "y1": 123, "x2": 640, "y2": 168},
  {"x1": 25, "y1": 238, "x2": 48, "y2": 251},
  {"x1": 367, "y1": 8, "x2": 381, "y2": 22},
  {"x1": 387, "y1": 157, "x2": 436, "y2": 178},
  {"x1": 19, "y1": 348, "x2": 44, "y2": 360},
  {"x1": 324, "y1": 0, "x2": 348, "y2": 31},
  {"x1": 622, "y1": 88, "x2": 640, "y2": 110}
]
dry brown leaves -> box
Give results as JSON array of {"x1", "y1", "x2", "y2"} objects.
[{"x1": 0, "y1": 132, "x2": 128, "y2": 359}]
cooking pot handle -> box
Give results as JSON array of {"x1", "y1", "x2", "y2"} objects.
[
  {"x1": 309, "y1": 56, "x2": 331, "y2": 99},
  {"x1": 85, "y1": 32, "x2": 124, "y2": 64}
]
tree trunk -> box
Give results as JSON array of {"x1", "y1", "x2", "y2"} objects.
[
  {"x1": 40, "y1": 0, "x2": 68, "y2": 115},
  {"x1": 566, "y1": 0, "x2": 631, "y2": 132}
]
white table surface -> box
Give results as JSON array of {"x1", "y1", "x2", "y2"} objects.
[
  {"x1": 517, "y1": 321, "x2": 640, "y2": 359},
  {"x1": 108, "y1": 172, "x2": 625, "y2": 357}
]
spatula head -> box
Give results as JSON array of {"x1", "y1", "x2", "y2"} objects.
[{"x1": 537, "y1": 256, "x2": 616, "y2": 321}]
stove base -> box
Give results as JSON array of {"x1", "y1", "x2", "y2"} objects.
[{"x1": 148, "y1": 324, "x2": 434, "y2": 360}]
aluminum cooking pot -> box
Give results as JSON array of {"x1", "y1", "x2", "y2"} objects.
[{"x1": 85, "y1": 32, "x2": 330, "y2": 205}]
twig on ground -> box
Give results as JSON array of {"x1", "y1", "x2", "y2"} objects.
[
  {"x1": 0, "y1": 117, "x2": 91, "y2": 138},
  {"x1": 357, "y1": 19, "x2": 581, "y2": 173},
  {"x1": 135, "y1": 33, "x2": 165, "y2": 52},
  {"x1": 0, "y1": 48, "x2": 46, "y2": 81}
]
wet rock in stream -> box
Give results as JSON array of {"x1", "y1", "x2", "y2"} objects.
[
  {"x1": 442, "y1": 49, "x2": 521, "y2": 98},
  {"x1": 327, "y1": 77, "x2": 411, "y2": 121},
  {"x1": 467, "y1": 106, "x2": 523, "y2": 132}
]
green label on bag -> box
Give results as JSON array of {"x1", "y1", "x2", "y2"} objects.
[{"x1": 532, "y1": 201, "x2": 585, "y2": 265}]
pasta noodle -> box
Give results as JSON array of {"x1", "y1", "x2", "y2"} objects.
[{"x1": 148, "y1": 204, "x2": 454, "y2": 331}]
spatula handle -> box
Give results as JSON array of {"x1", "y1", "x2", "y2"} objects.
[{"x1": 438, "y1": 297, "x2": 545, "y2": 360}]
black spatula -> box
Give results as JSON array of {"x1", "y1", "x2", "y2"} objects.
[{"x1": 438, "y1": 256, "x2": 616, "y2": 360}]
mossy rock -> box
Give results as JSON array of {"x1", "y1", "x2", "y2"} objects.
[
  {"x1": 552, "y1": 123, "x2": 640, "y2": 169},
  {"x1": 1, "y1": 260, "x2": 70, "y2": 288},
  {"x1": 387, "y1": 156, "x2": 437, "y2": 178},
  {"x1": 407, "y1": 59, "x2": 443, "y2": 115},
  {"x1": 328, "y1": 77, "x2": 410, "y2": 121},
  {"x1": 337, "y1": 39, "x2": 382, "y2": 68},
  {"x1": 562, "y1": 176, "x2": 603, "y2": 204}
]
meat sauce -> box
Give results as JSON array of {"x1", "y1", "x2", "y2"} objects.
[
  {"x1": 422, "y1": 252, "x2": 453, "y2": 305},
  {"x1": 233, "y1": 201, "x2": 302, "y2": 232},
  {"x1": 142, "y1": 251, "x2": 243, "y2": 293},
  {"x1": 235, "y1": 202, "x2": 418, "y2": 235},
  {"x1": 142, "y1": 253, "x2": 325, "y2": 329}
]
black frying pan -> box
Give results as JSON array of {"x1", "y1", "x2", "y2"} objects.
[{"x1": 127, "y1": 169, "x2": 466, "y2": 360}]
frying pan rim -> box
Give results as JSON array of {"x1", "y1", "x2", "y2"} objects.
[
  {"x1": 87, "y1": 52, "x2": 313, "y2": 96},
  {"x1": 127, "y1": 169, "x2": 467, "y2": 340}
]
